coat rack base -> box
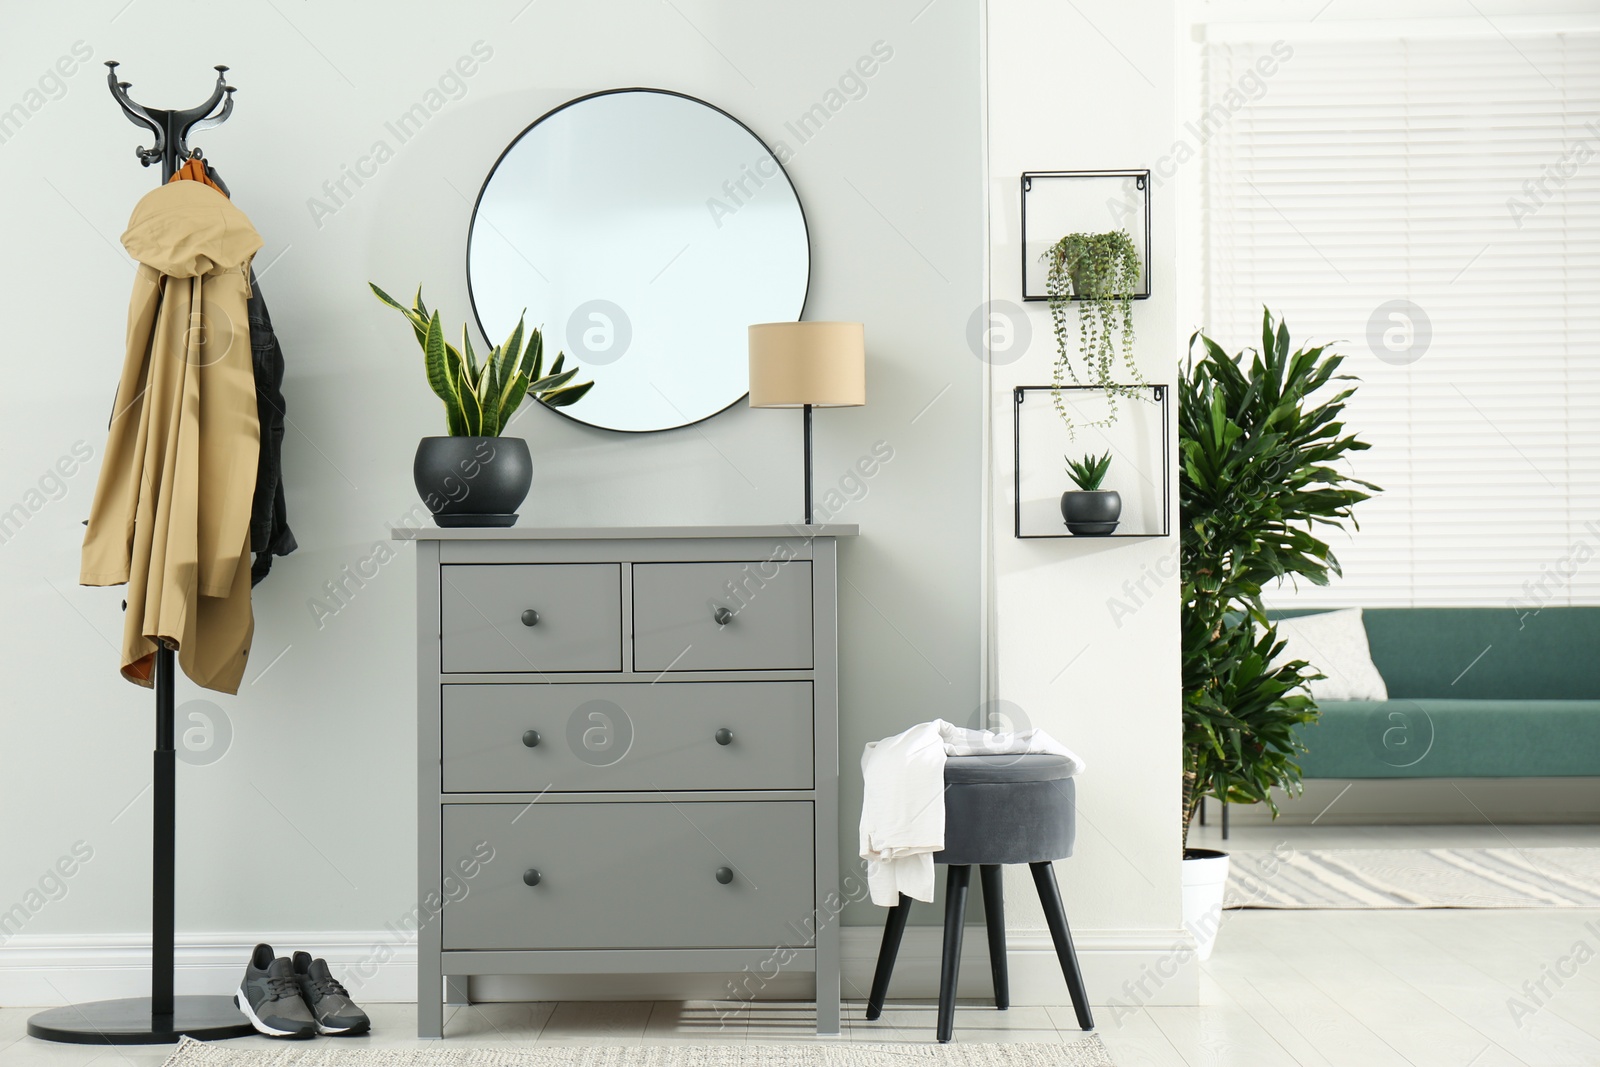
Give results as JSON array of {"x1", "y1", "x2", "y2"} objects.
[{"x1": 27, "y1": 995, "x2": 256, "y2": 1045}]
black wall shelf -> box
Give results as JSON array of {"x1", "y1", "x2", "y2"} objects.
[
  {"x1": 1014, "y1": 384, "x2": 1170, "y2": 540},
  {"x1": 1020, "y1": 169, "x2": 1152, "y2": 302}
]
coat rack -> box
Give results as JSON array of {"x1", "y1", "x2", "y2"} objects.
[{"x1": 27, "y1": 63, "x2": 256, "y2": 1046}]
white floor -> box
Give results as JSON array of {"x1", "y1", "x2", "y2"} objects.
[{"x1": 5, "y1": 824, "x2": 1598, "y2": 1066}]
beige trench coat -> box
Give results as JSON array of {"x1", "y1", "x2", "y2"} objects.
[{"x1": 81, "y1": 180, "x2": 263, "y2": 694}]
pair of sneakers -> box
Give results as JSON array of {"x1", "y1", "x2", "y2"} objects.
[{"x1": 236, "y1": 943, "x2": 371, "y2": 1038}]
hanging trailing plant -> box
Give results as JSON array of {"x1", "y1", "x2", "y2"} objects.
[{"x1": 1045, "y1": 230, "x2": 1145, "y2": 437}]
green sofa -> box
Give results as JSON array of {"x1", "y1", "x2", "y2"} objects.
[{"x1": 1272, "y1": 607, "x2": 1600, "y2": 779}]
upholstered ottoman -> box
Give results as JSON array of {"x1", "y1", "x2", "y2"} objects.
[{"x1": 864, "y1": 753, "x2": 1092, "y2": 1042}]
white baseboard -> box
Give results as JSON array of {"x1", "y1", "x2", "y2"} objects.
[
  {"x1": 0, "y1": 927, "x2": 1196, "y2": 1010},
  {"x1": 0, "y1": 931, "x2": 419, "y2": 1009}
]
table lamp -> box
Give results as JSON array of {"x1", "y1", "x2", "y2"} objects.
[{"x1": 748, "y1": 321, "x2": 866, "y2": 524}]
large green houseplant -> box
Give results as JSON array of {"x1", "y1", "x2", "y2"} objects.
[
  {"x1": 1178, "y1": 309, "x2": 1377, "y2": 953},
  {"x1": 371, "y1": 283, "x2": 593, "y2": 526}
]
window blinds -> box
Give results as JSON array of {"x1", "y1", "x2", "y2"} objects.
[{"x1": 1201, "y1": 29, "x2": 1600, "y2": 612}]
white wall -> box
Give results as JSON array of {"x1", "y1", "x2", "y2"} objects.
[
  {"x1": 984, "y1": 0, "x2": 1192, "y2": 1003},
  {"x1": 0, "y1": 0, "x2": 983, "y2": 1002},
  {"x1": 0, "y1": 0, "x2": 1186, "y2": 1010}
]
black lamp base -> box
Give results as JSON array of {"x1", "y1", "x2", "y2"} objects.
[
  {"x1": 803, "y1": 403, "x2": 814, "y2": 524},
  {"x1": 27, "y1": 995, "x2": 256, "y2": 1045}
]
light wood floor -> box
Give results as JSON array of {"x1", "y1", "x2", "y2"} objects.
[{"x1": 5, "y1": 824, "x2": 1597, "y2": 1066}]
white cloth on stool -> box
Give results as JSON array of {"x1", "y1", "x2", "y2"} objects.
[{"x1": 858, "y1": 719, "x2": 1085, "y2": 907}]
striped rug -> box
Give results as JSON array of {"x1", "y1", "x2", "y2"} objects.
[{"x1": 1224, "y1": 847, "x2": 1600, "y2": 909}]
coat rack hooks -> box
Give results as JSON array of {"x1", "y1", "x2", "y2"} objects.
[{"x1": 105, "y1": 61, "x2": 235, "y2": 180}]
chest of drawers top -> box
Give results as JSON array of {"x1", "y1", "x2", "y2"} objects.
[{"x1": 394, "y1": 524, "x2": 859, "y2": 542}]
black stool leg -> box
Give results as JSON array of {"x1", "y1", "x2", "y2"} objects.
[
  {"x1": 936, "y1": 865, "x2": 972, "y2": 1043},
  {"x1": 1030, "y1": 861, "x2": 1094, "y2": 1031},
  {"x1": 1222, "y1": 800, "x2": 1230, "y2": 840},
  {"x1": 864, "y1": 894, "x2": 912, "y2": 1021},
  {"x1": 979, "y1": 864, "x2": 1009, "y2": 1010}
]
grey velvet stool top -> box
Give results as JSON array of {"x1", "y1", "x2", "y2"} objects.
[
  {"x1": 941, "y1": 752, "x2": 1078, "y2": 783},
  {"x1": 936, "y1": 754, "x2": 1077, "y2": 867}
]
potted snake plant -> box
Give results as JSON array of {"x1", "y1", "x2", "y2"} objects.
[
  {"x1": 1060, "y1": 450, "x2": 1120, "y2": 535},
  {"x1": 372, "y1": 284, "x2": 593, "y2": 527}
]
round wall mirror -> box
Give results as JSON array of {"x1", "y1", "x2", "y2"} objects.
[{"x1": 467, "y1": 89, "x2": 810, "y2": 433}]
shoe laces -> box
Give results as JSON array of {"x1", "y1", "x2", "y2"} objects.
[
  {"x1": 310, "y1": 974, "x2": 349, "y2": 998},
  {"x1": 266, "y1": 975, "x2": 301, "y2": 1002}
]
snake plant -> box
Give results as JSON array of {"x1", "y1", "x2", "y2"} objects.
[{"x1": 371, "y1": 283, "x2": 593, "y2": 436}]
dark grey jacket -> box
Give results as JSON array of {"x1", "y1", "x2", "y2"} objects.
[{"x1": 247, "y1": 276, "x2": 296, "y2": 584}]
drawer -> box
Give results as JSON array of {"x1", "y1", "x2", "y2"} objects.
[
  {"x1": 440, "y1": 565, "x2": 621, "y2": 674},
  {"x1": 441, "y1": 802, "x2": 815, "y2": 950},
  {"x1": 633, "y1": 562, "x2": 813, "y2": 672},
  {"x1": 442, "y1": 682, "x2": 814, "y2": 793}
]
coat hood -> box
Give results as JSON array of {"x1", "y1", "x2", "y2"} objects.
[{"x1": 121, "y1": 180, "x2": 263, "y2": 278}]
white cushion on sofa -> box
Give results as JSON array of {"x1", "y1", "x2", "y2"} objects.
[{"x1": 1273, "y1": 608, "x2": 1389, "y2": 701}]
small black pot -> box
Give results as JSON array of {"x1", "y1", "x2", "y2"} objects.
[
  {"x1": 1061, "y1": 490, "x2": 1121, "y2": 536},
  {"x1": 414, "y1": 436, "x2": 532, "y2": 528}
]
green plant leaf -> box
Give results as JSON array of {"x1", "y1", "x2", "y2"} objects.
[
  {"x1": 541, "y1": 380, "x2": 595, "y2": 407},
  {"x1": 369, "y1": 282, "x2": 407, "y2": 312},
  {"x1": 422, "y1": 311, "x2": 456, "y2": 408},
  {"x1": 526, "y1": 329, "x2": 544, "y2": 382},
  {"x1": 490, "y1": 315, "x2": 529, "y2": 429},
  {"x1": 528, "y1": 368, "x2": 579, "y2": 393},
  {"x1": 457, "y1": 369, "x2": 483, "y2": 436},
  {"x1": 500, "y1": 370, "x2": 532, "y2": 422}
]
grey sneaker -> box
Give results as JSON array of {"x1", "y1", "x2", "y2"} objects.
[
  {"x1": 236, "y1": 943, "x2": 317, "y2": 1038},
  {"x1": 291, "y1": 951, "x2": 371, "y2": 1036}
]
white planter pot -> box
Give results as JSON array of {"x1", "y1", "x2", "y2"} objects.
[{"x1": 1182, "y1": 849, "x2": 1231, "y2": 961}]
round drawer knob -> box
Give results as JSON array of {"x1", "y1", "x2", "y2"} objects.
[
  {"x1": 712, "y1": 606, "x2": 734, "y2": 626},
  {"x1": 523, "y1": 868, "x2": 542, "y2": 887},
  {"x1": 522, "y1": 730, "x2": 541, "y2": 748},
  {"x1": 715, "y1": 728, "x2": 734, "y2": 746},
  {"x1": 715, "y1": 867, "x2": 734, "y2": 885},
  {"x1": 520, "y1": 609, "x2": 540, "y2": 627}
]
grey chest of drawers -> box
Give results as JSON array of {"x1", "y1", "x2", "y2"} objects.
[{"x1": 396, "y1": 524, "x2": 856, "y2": 1038}]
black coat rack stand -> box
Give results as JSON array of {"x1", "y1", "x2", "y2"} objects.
[{"x1": 27, "y1": 63, "x2": 256, "y2": 1046}]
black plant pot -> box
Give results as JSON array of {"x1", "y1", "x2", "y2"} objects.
[
  {"x1": 1060, "y1": 490, "x2": 1121, "y2": 536},
  {"x1": 414, "y1": 436, "x2": 532, "y2": 528}
]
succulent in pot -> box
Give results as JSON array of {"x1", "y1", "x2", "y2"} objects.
[
  {"x1": 1060, "y1": 450, "x2": 1120, "y2": 535},
  {"x1": 371, "y1": 283, "x2": 594, "y2": 527}
]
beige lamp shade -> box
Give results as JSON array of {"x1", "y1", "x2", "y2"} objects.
[{"x1": 748, "y1": 322, "x2": 866, "y2": 408}]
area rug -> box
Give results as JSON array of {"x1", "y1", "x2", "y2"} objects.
[
  {"x1": 162, "y1": 1034, "x2": 1116, "y2": 1066},
  {"x1": 1225, "y1": 847, "x2": 1600, "y2": 908}
]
